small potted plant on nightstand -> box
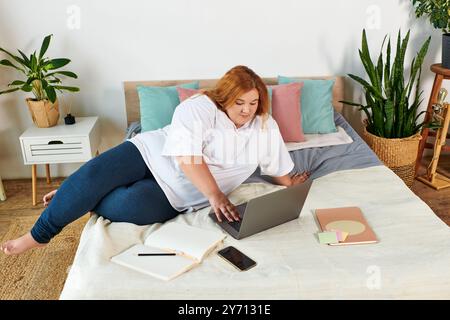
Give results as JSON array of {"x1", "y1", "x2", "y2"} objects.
[{"x1": 0, "y1": 34, "x2": 79, "y2": 128}]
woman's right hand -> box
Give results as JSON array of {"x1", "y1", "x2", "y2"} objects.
[
  {"x1": 291, "y1": 171, "x2": 310, "y2": 185},
  {"x1": 208, "y1": 191, "x2": 240, "y2": 223}
]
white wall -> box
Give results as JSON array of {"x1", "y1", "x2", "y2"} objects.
[{"x1": 0, "y1": 0, "x2": 442, "y2": 179}]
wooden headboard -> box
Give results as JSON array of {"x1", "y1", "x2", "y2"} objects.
[{"x1": 123, "y1": 76, "x2": 344, "y2": 126}]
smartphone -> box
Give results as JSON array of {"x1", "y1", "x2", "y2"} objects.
[{"x1": 217, "y1": 246, "x2": 257, "y2": 271}]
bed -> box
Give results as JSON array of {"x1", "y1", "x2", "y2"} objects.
[{"x1": 60, "y1": 76, "x2": 450, "y2": 299}]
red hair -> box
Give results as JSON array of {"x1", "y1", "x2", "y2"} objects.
[{"x1": 203, "y1": 65, "x2": 269, "y2": 116}]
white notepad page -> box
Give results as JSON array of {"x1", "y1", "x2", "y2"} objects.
[
  {"x1": 111, "y1": 244, "x2": 196, "y2": 281},
  {"x1": 144, "y1": 222, "x2": 226, "y2": 261}
]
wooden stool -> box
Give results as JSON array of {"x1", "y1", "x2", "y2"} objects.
[
  {"x1": 415, "y1": 63, "x2": 450, "y2": 175},
  {"x1": 416, "y1": 103, "x2": 450, "y2": 190}
]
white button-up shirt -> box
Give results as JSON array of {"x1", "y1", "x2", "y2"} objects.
[{"x1": 128, "y1": 94, "x2": 294, "y2": 211}]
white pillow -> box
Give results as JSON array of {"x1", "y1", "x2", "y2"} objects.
[{"x1": 285, "y1": 126, "x2": 353, "y2": 151}]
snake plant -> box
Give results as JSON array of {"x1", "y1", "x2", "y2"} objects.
[
  {"x1": 0, "y1": 34, "x2": 79, "y2": 103},
  {"x1": 341, "y1": 29, "x2": 431, "y2": 138}
]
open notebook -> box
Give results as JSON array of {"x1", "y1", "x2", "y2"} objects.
[{"x1": 111, "y1": 222, "x2": 226, "y2": 280}]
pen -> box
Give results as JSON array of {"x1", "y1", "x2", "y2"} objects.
[{"x1": 137, "y1": 253, "x2": 176, "y2": 256}]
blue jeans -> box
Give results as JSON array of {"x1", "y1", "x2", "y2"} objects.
[{"x1": 31, "y1": 141, "x2": 182, "y2": 244}]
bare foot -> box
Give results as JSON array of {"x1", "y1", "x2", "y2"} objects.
[
  {"x1": 0, "y1": 232, "x2": 47, "y2": 255},
  {"x1": 43, "y1": 189, "x2": 57, "y2": 207}
]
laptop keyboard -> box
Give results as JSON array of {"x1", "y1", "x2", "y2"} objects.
[
  {"x1": 228, "y1": 220, "x2": 242, "y2": 231},
  {"x1": 227, "y1": 204, "x2": 246, "y2": 231}
]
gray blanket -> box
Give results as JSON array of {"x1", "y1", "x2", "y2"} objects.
[{"x1": 246, "y1": 111, "x2": 381, "y2": 183}]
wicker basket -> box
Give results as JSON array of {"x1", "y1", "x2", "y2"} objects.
[
  {"x1": 362, "y1": 124, "x2": 422, "y2": 188},
  {"x1": 26, "y1": 98, "x2": 60, "y2": 128}
]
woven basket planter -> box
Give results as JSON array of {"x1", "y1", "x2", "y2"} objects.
[
  {"x1": 362, "y1": 124, "x2": 422, "y2": 188},
  {"x1": 26, "y1": 98, "x2": 60, "y2": 128}
]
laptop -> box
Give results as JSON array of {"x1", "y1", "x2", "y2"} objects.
[{"x1": 209, "y1": 179, "x2": 313, "y2": 239}]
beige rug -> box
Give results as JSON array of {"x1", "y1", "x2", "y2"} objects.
[{"x1": 0, "y1": 215, "x2": 88, "y2": 300}]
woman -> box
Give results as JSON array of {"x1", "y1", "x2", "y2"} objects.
[{"x1": 1, "y1": 65, "x2": 310, "y2": 255}]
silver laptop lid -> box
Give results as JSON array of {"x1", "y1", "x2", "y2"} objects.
[{"x1": 237, "y1": 179, "x2": 313, "y2": 239}]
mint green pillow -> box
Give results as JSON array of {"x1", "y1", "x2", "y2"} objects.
[
  {"x1": 138, "y1": 82, "x2": 200, "y2": 132},
  {"x1": 278, "y1": 76, "x2": 337, "y2": 134}
]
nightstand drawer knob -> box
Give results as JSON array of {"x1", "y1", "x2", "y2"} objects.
[{"x1": 48, "y1": 140, "x2": 63, "y2": 145}]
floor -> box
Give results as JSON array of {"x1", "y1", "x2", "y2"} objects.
[
  {"x1": 0, "y1": 177, "x2": 66, "y2": 241},
  {"x1": 0, "y1": 155, "x2": 449, "y2": 299}
]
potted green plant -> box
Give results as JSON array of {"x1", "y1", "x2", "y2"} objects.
[
  {"x1": 411, "y1": 0, "x2": 450, "y2": 68},
  {"x1": 341, "y1": 29, "x2": 431, "y2": 187},
  {"x1": 0, "y1": 34, "x2": 79, "y2": 127}
]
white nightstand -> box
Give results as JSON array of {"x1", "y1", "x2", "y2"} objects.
[{"x1": 19, "y1": 116, "x2": 101, "y2": 205}]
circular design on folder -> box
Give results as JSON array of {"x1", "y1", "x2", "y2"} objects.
[{"x1": 325, "y1": 220, "x2": 366, "y2": 235}]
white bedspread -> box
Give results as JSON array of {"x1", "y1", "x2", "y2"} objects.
[{"x1": 60, "y1": 165, "x2": 450, "y2": 299}]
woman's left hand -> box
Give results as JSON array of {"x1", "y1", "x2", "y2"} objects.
[{"x1": 291, "y1": 171, "x2": 310, "y2": 185}]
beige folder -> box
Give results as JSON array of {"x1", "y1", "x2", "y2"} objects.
[{"x1": 315, "y1": 206, "x2": 378, "y2": 245}]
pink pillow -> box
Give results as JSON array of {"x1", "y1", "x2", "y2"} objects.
[
  {"x1": 269, "y1": 82, "x2": 305, "y2": 142},
  {"x1": 177, "y1": 87, "x2": 203, "y2": 102}
]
